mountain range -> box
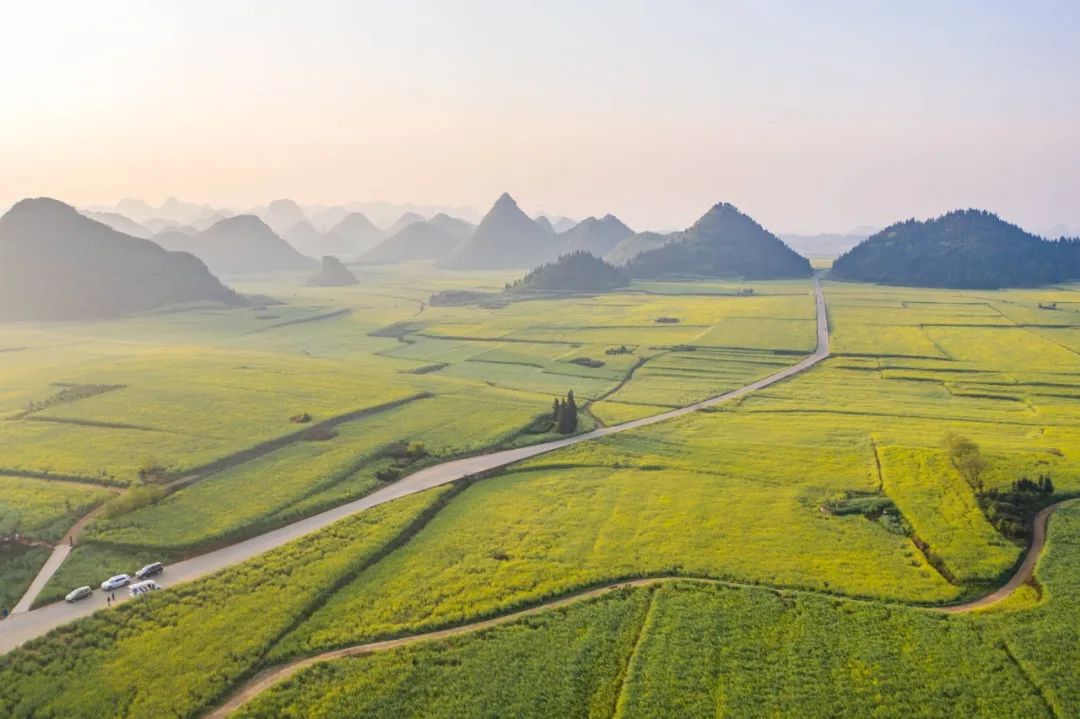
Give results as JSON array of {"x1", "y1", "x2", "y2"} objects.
[
  {"x1": 0, "y1": 198, "x2": 239, "y2": 319},
  {"x1": 360, "y1": 220, "x2": 460, "y2": 264},
  {"x1": 440, "y1": 193, "x2": 559, "y2": 270},
  {"x1": 560, "y1": 214, "x2": 634, "y2": 257},
  {"x1": 154, "y1": 215, "x2": 316, "y2": 276}
]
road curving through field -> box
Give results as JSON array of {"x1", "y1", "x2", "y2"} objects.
[
  {"x1": 206, "y1": 499, "x2": 1070, "y2": 719},
  {"x1": 0, "y1": 280, "x2": 829, "y2": 654}
]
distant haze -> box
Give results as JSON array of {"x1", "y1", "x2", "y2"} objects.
[{"x1": 2, "y1": 1, "x2": 1078, "y2": 234}]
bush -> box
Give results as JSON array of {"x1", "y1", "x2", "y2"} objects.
[{"x1": 101, "y1": 484, "x2": 167, "y2": 520}]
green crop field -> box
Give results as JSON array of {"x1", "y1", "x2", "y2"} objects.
[{"x1": 3, "y1": 269, "x2": 1080, "y2": 717}]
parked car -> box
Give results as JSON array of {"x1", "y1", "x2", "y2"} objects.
[
  {"x1": 128, "y1": 580, "x2": 160, "y2": 598},
  {"x1": 100, "y1": 574, "x2": 130, "y2": 591},
  {"x1": 135, "y1": 562, "x2": 164, "y2": 580},
  {"x1": 65, "y1": 586, "x2": 92, "y2": 602}
]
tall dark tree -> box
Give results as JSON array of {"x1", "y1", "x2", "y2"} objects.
[
  {"x1": 557, "y1": 390, "x2": 578, "y2": 434},
  {"x1": 552, "y1": 397, "x2": 562, "y2": 421}
]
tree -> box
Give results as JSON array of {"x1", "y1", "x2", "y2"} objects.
[
  {"x1": 552, "y1": 397, "x2": 562, "y2": 421},
  {"x1": 943, "y1": 431, "x2": 987, "y2": 492},
  {"x1": 557, "y1": 390, "x2": 578, "y2": 434}
]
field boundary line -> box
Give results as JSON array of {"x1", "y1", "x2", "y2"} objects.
[
  {"x1": 1001, "y1": 638, "x2": 1060, "y2": 719},
  {"x1": 610, "y1": 587, "x2": 657, "y2": 719}
]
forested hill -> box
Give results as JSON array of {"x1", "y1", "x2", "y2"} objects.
[
  {"x1": 831, "y1": 210, "x2": 1080, "y2": 289},
  {"x1": 625, "y1": 203, "x2": 812, "y2": 279},
  {"x1": 509, "y1": 251, "x2": 628, "y2": 292}
]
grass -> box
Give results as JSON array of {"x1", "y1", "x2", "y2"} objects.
[
  {"x1": 0, "y1": 545, "x2": 50, "y2": 612},
  {"x1": 242, "y1": 503, "x2": 1080, "y2": 719},
  {"x1": 236, "y1": 589, "x2": 651, "y2": 719},
  {"x1": 0, "y1": 487, "x2": 451, "y2": 719},
  {"x1": 4, "y1": 271, "x2": 1080, "y2": 715},
  {"x1": 0, "y1": 475, "x2": 109, "y2": 542}
]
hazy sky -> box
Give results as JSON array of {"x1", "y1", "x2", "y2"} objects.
[{"x1": 2, "y1": 0, "x2": 1078, "y2": 233}]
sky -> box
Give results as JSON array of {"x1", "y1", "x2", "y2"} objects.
[{"x1": 1, "y1": 0, "x2": 1078, "y2": 234}]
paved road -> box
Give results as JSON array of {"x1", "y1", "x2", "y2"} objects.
[{"x1": 0, "y1": 282, "x2": 829, "y2": 655}]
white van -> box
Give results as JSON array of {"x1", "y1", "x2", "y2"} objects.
[{"x1": 128, "y1": 580, "x2": 160, "y2": 598}]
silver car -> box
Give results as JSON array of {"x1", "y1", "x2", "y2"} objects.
[
  {"x1": 100, "y1": 574, "x2": 130, "y2": 591},
  {"x1": 65, "y1": 586, "x2": 92, "y2": 602}
]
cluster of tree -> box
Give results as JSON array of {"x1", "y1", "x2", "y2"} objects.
[
  {"x1": 944, "y1": 431, "x2": 987, "y2": 492},
  {"x1": 605, "y1": 345, "x2": 632, "y2": 355},
  {"x1": 624, "y1": 202, "x2": 812, "y2": 279},
  {"x1": 508, "y1": 251, "x2": 629, "y2": 293},
  {"x1": 831, "y1": 209, "x2": 1080, "y2": 289},
  {"x1": 981, "y1": 474, "x2": 1056, "y2": 542},
  {"x1": 552, "y1": 391, "x2": 579, "y2": 434}
]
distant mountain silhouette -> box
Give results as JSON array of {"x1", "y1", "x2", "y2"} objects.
[
  {"x1": 604, "y1": 231, "x2": 677, "y2": 265},
  {"x1": 306, "y1": 256, "x2": 358, "y2": 286},
  {"x1": 82, "y1": 211, "x2": 153, "y2": 239},
  {"x1": 385, "y1": 212, "x2": 426, "y2": 236},
  {"x1": 262, "y1": 199, "x2": 307, "y2": 236},
  {"x1": 144, "y1": 217, "x2": 198, "y2": 235},
  {"x1": 154, "y1": 215, "x2": 316, "y2": 276},
  {"x1": 0, "y1": 198, "x2": 239, "y2": 320},
  {"x1": 328, "y1": 212, "x2": 384, "y2": 253},
  {"x1": 115, "y1": 198, "x2": 157, "y2": 224},
  {"x1": 441, "y1": 193, "x2": 558, "y2": 269},
  {"x1": 831, "y1": 210, "x2": 1080, "y2": 289},
  {"x1": 360, "y1": 221, "x2": 460, "y2": 264},
  {"x1": 534, "y1": 216, "x2": 556, "y2": 236},
  {"x1": 285, "y1": 220, "x2": 353, "y2": 258},
  {"x1": 560, "y1": 214, "x2": 633, "y2": 257},
  {"x1": 550, "y1": 216, "x2": 578, "y2": 234},
  {"x1": 428, "y1": 213, "x2": 475, "y2": 241},
  {"x1": 509, "y1": 251, "x2": 628, "y2": 293},
  {"x1": 625, "y1": 203, "x2": 811, "y2": 279}
]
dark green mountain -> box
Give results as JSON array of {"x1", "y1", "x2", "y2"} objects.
[
  {"x1": 441, "y1": 193, "x2": 558, "y2": 269},
  {"x1": 831, "y1": 210, "x2": 1080, "y2": 289},
  {"x1": 360, "y1": 221, "x2": 459, "y2": 264},
  {"x1": 625, "y1": 203, "x2": 811, "y2": 279},
  {"x1": 0, "y1": 198, "x2": 239, "y2": 320},
  {"x1": 604, "y1": 231, "x2": 677, "y2": 265},
  {"x1": 509, "y1": 251, "x2": 628, "y2": 293},
  {"x1": 154, "y1": 215, "x2": 316, "y2": 276},
  {"x1": 560, "y1": 214, "x2": 633, "y2": 256},
  {"x1": 306, "y1": 256, "x2": 358, "y2": 286}
]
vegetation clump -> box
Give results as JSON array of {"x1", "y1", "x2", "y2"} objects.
[
  {"x1": 655, "y1": 316, "x2": 680, "y2": 324},
  {"x1": 568, "y1": 357, "x2": 604, "y2": 368},
  {"x1": 605, "y1": 345, "x2": 633, "y2": 355},
  {"x1": 507, "y1": 251, "x2": 628, "y2": 293},
  {"x1": 980, "y1": 475, "x2": 1056, "y2": 542},
  {"x1": 17, "y1": 383, "x2": 126, "y2": 418},
  {"x1": 289, "y1": 412, "x2": 312, "y2": 424},
  {"x1": 552, "y1": 390, "x2": 579, "y2": 434}
]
